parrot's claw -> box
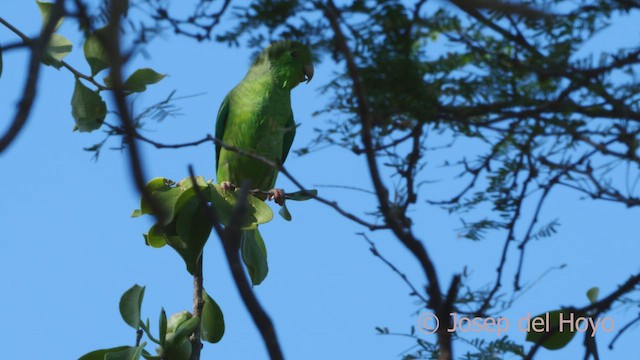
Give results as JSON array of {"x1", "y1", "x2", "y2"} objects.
[
  {"x1": 220, "y1": 181, "x2": 236, "y2": 191},
  {"x1": 267, "y1": 188, "x2": 285, "y2": 206}
]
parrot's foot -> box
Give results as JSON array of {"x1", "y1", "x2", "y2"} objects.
[
  {"x1": 220, "y1": 181, "x2": 236, "y2": 191},
  {"x1": 267, "y1": 188, "x2": 285, "y2": 206}
]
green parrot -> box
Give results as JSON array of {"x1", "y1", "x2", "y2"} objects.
[
  {"x1": 214, "y1": 41, "x2": 314, "y2": 285},
  {"x1": 215, "y1": 40, "x2": 314, "y2": 203}
]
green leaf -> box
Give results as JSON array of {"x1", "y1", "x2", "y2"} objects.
[
  {"x1": 246, "y1": 195, "x2": 274, "y2": 226},
  {"x1": 83, "y1": 27, "x2": 111, "y2": 76},
  {"x1": 172, "y1": 316, "x2": 200, "y2": 345},
  {"x1": 145, "y1": 223, "x2": 167, "y2": 248},
  {"x1": 141, "y1": 352, "x2": 160, "y2": 360},
  {"x1": 150, "y1": 186, "x2": 184, "y2": 225},
  {"x1": 175, "y1": 176, "x2": 209, "y2": 213},
  {"x1": 141, "y1": 349, "x2": 161, "y2": 360},
  {"x1": 159, "y1": 308, "x2": 167, "y2": 347},
  {"x1": 140, "y1": 178, "x2": 170, "y2": 215},
  {"x1": 131, "y1": 209, "x2": 142, "y2": 218},
  {"x1": 285, "y1": 189, "x2": 317, "y2": 201},
  {"x1": 140, "y1": 177, "x2": 203, "y2": 226},
  {"x1": 163, "y1": 334, "x2": 192, "y2": 360},
  {"x1": 105, "y1": 345, "x2": 145, "y2": 360},
  {"x1": 42, "y1": 33, "x2": 72, "y2": 68},
  {"x1": 123, "y1": 68, "x2": 167, "y2": 92},
  {"x1": 119, "y1": 284, "x2": 145, "y2": 329},
  {"x1": 36, "y1": 0, "x2": 63, "y2": 32},
  {"x1": 173, "y1": 196, "x2": 213, "y2": 274},
  {"x1": 178, "y1": 176, "x2": 208, "y2": 190},
  {"x1": 139, "y1": 319, "x2": 161, "y2": 345},
  {"x1": 71, "y1": 79, "x2": 107, "y2": 132},
  {"x1": 526, "y1": 310, "x2": 577, "y2": 350},
  {"x1": 278, "y1": 203, "x2": 292, "y2": 221},
  {"x1": 106, "y1": 68, "x2": 166, "y2": 93},
  {"x1": 167, "y1": 311, "x2": 192, "y2": 333},
  {"x1": 210, "y1": 185, "x2": 274, "y2": 229},
  {"x1": 124, "y1": 68, "x2": 165, "y2": 92},
  {"x1": 201, "y1": 289, "x2": 225, "y2": 343},
  {"x1": 587, "y1": 287, "x2": 599, "y2": 304},
  {"x1": 241, "y1": 229, "x2": 268, "y2": 285},
  {"x1": 209, "y1": 185, "x2": 234, "y2": 224},
  {"x1": 79, "y1": 346, "x2": 130, "y2": 360}
]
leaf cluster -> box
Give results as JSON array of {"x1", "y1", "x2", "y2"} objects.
[
  {"x1": 80, "y1": 285, "x2": 224, "y2": 360},
  {"x1": 131, "y1": 176, "x2": 274, "y2": 274}
]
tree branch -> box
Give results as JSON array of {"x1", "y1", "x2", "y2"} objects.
[
  {"x1": 0, "y1": 1, "x2": 64, "y2": 153},
  {"x1": 99, "y1": 0, "x2": 166, "y2": 224},
  {"x1": 188, "y1": 166, "x2": 285, "y2": 360},
  {"x1": 118, "y1": 129, "x2": 388, "y2": 231},
  {"x1": 321, "y1": 1, "x2": 454, "y2": 358},
  {"x1": 190, "y1": 254, "x2": 204, "y2": 360}
]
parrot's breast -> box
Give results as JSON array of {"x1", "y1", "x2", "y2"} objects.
[{"x1": 216, "y1": 80, "x2": 293, "y2": 191}]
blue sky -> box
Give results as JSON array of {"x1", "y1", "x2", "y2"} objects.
[{"x1": 1, "y1": 1, "x2": 639, "y2": 359}]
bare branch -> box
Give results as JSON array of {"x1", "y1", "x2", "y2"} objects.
[
  {"x1": 608, "y1": 313, "x2": 640, "y2": 350},
  {"x1": 114, "y1": 128, "x2": 388, "y2": 230},
  {"x1": 321, "y1": 1, "x2": 454, "y2": 358},
  {"x1": 190, "y1": 254, "x2": 204, "y2": 360},
  {"x1": 449, "y1": 0, "x2": 552, "y2": 19},
  {"x1": 97, "y1": 0, "x2": 167, "y2": 225},
  {"x1": 0, "y1": 1, "x2": 64, "y2": 153}
]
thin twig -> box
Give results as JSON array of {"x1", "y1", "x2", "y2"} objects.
[
  {"x1": 0, "y1": 13, "x2": 109, "y2": 92},
  {"x1": 313, "y1": 184, "x2": 376, "y2": 195},
  {"x1": 360, "y1": 233, "x2": 428, "y2": 304},
  {"x1": 608, "y1": 313, "x2": 640, "y2": 350},
  {"x1": 0, "y1": 16, "x2": 32, "y2": 43},
  {"x1": 135, "y1": 329, "x2": 143, "y2": 347}
]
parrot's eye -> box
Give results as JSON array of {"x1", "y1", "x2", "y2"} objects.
[{"x1": 290, "y1": 51, "x2": 298, "y2": 58}]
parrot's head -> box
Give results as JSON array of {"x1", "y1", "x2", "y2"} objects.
[{"x1": 253, "y1": 40, "x2": 314, "y2": 90}]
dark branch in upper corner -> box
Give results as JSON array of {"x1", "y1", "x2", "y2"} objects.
[
  {"x1": 0, "y1": 11, "x2": 110, "y2": 92},
  {"x1": 99, "y1": 0, "x2": 166, "y2": 225},
  {"x1": 0, "y1": 1, "x2": 64, "y2": 153},
  {"x1": 449, "y1": 0, "x2": 553, "y2": 19},
  {"x1": 148, "y1": 0, "x2": 231, "y2": 42}
]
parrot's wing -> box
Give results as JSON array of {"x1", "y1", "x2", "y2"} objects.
[
  {"x1": 215, "y1": 95, "x2": 230, "y2": 172},
  {"x1": 281, "y1": 113, "x2": 296, "y2": 164}
]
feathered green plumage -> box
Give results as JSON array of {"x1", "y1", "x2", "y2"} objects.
[
  {"x1": 215, "y1": 41, "x2": 314, "y2": 191},
  {"x1": 214, "y1": 41, "x2": 313, "y2": 285}
]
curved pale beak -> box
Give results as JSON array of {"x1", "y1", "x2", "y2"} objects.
[{"x1": 303, "y1": 63, "x2": 314, "y2": 83}]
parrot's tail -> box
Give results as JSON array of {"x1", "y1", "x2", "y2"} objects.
[{"x1": 240, "y1": 228, "x2": 269, "y2": 285}]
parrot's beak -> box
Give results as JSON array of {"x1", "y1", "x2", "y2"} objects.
[{"x1": 303, "y1": 63, "x2": 314, "y2": 83}]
